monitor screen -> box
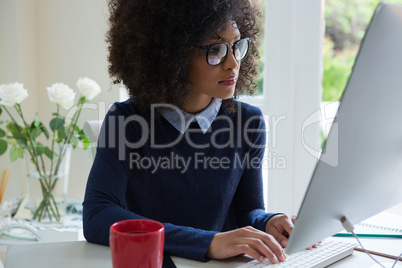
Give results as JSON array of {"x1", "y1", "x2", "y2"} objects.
[{"x1": 285, "y1": 2, "x2": 402, "y2": 254}]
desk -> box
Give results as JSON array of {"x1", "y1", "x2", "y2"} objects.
[
  {"x1": 4, "y1": 204, "x2": 402, "y2": 268},
  {"x1": 0, "y1": 196, "x2": 84, "y2": 267},
  {"x1": 2, "y1": 238, "x2": 401, "y2": 268}
]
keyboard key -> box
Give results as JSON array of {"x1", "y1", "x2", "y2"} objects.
[{"x1": 237, "y1": 239, "x2": 356, "y2": 268}]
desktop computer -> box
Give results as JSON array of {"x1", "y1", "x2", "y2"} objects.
[
  {"x1": 232, "y1": 2, "x2": 402, "y2": 267},
  {"x1": 285, "y1": 1, "x2": 402, "y2": 255}
]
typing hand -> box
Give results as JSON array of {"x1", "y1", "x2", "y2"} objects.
[
  {"x1": 265, "y1": 214, "x2": 295, "y2": 248},
  {"x1": 265, "y1": 214, "x2": 320, "y2": 249},
  {"x1": 206, "y1": 226, "x2": 287, "y2": 264}
]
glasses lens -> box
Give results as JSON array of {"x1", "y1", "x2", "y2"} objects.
[
  {"x1": 207, "y1": 43, "x2": 228, "y2": 65},
  {"x1": 234, "y1": 38, "x2": 250, "y2": 61}
]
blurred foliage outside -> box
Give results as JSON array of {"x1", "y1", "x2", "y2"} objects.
[
  {"x1": 254, "y1": 0, "x2": 264, "y2": 95},
  {"x1": 323, "y1": 0, "x2": 402, "y2": 101},
  {"x1": 254, "y1": 0, "x2": 402, "y2": 98}
]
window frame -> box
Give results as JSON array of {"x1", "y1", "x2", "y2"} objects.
[{"x1": 239, "y1": 0, "x2": 325, "y2": 215}]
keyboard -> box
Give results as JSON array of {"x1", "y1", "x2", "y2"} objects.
[{"x1": 237, "y1": 239, "x2": 357, "y2": 268}]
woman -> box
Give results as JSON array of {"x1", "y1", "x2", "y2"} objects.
[{"x1": 83, "y1": 0, "x2": 294, "y2": 265}]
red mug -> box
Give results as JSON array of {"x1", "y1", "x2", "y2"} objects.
[{"x1": 110, "y1": 219, "x2": 165, "y2": 268}]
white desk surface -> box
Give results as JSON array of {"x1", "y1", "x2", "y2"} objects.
[
  {"x1": 3, "y1": 238, "x2": 401, "y2": 268},
  {"x1": 3, "y1": 204, "x2": 402, "y2": 268}
]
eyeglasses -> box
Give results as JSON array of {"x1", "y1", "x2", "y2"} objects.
[{"x1": 199, "y1": 38, "x2": 251, "y2": 66}]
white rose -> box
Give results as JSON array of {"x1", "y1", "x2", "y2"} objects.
[
  {"x1": 76, "y1": 77, "x2": 101, "y2": 100},
  {"x1": 0, "y1": 82, "x2": 29, "y2": 106},
  {"x1": 47, "y1": 83, "x2": 76, "y2": 110}
]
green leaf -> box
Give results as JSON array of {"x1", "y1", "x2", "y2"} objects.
[
  {"x1": 82, "y1": 136, "x2": 90, "y2": 149},
  {"x1": 34, "y1": 114, "x2": 41, "y2": 127},
  {"x1": 6, "y1": 123, "x2": 27, "y2": 142},
  {"x1": 49, "y1": 118, "x2": 65, "y2": 131},
  {"x1": 75, "y1": 134, "x2": 84, "y2": 141},
  {"x1": 70, "y1": 136, "x2": 79, "y2": 149},
  {"x1": 17, "y1": 146, "x2": 24, "y2": 158},
  {"x1": 16, "y1": 138, "x2": 28, "y2": 148},
  {"x1": 6, "y1": 122, "x2": 20, "y2": 134},
  {"x1": 30, "y1": 128, "x2": 42, "y2": 140},
  {"x1": 39, "y1": 123, "x2": 50, "y2": 139},
  {"x1": 44, "y1": 146, "x2": 54, "y2": 160},
  {"x1": 0, "y1": 107, "x2": 2, "y2": 116},
  {"x1": 12, "y1": 131, "x2": 27, "y2": 142},
  {"x1": 10, "y1": 146, "x2": 21, "y2": 162},
  {"x1": 0, "y1": 128, "x2": 6, "y2": 138},
  {"x1": 57, "y1": 128, "x2": 66, "y2": 141},
  {"x1": 0, "y1": 139, "x2": 7, "y2": 155},
  {"x1": 10, "y1": 146, "x2": 18, "y2": 162},
  {"x1": 6, "y1": 137, "x2": 18, "y2": 145},
  {"x1": 34, "y1": 144, "x2": 45, "y2": 156}
]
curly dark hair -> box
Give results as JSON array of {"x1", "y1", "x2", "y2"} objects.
[{"x1": 106, "y1": 0, "x2": 261, "y2": 113}]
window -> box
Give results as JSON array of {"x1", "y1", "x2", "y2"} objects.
[
  {"x1": 323, "y1": 0, "x2": 402, "y2": 102},
  {"x1": 321, "y1": 0, "x2": 402, "y2": 142},
  {"x1": 240, "y1": 0, "x2": 324, "y2": 215}
]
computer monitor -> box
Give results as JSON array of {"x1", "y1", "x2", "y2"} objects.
[{"x1": 285, "y1": 2, "x2": 402, "y2": 254}]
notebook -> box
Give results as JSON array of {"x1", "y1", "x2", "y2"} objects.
[
  {"x1": 336, "y1": 211, "x2": 402, "y2": 237},
  {"x1": 335, "y1": 211, "x2": 402, "y2": 259}
]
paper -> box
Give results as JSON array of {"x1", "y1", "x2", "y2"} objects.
[
  {"x1": 336, "y1": 211, "x2": 402, "y2": 258},
  {"x1": 337, "y1": 212, "x2": 402, "y2": 235}
]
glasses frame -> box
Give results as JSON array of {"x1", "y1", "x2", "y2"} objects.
[{"x1": 199, "y1": 37, "x2": 252, "y2": 66}]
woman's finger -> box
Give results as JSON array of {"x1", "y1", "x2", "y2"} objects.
[
  {"x1": 246, "y1": 237, "x2": 285, "y2": 263},
  {"x1": 281, "y1": 217, "x2": 295, "y2": 237},
  {"x1": 237, "y1": 227, "x2": 286, "y2": 262},
  {"x1": 266, "y1": 228, "x2": 289, "y2": 248},
  {"x1": 206, "y1": 226, "x2": 288, "y2": 262},
  {"x1": 232, "y1": 244, "x2": 271, "y2": 263},
  {"x1": 248, "y1": 234, "x2": 285, "y2": 261}
]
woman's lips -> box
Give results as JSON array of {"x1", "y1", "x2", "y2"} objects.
[{"x1": 218, "y1": 76, "x2": 237, "y2": 86}]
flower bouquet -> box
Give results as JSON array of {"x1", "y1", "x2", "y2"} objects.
[{"x1": 0, "y1": 77, "x2": 100, "y2": 225}]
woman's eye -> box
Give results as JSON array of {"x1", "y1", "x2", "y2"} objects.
[{"x1": 209, "y1": 46, "x2": 221, "y2": 54}]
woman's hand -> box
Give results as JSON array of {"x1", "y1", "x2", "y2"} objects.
[
  {"x1": 265, "y1": 214, "x2": 296, "y2": 248},
  {"x1": 206, "y1": 226, "x2": 287, "y2": 264},
  {"x1": 265, "y1": 214, "x2": 320, "y2": 249}
]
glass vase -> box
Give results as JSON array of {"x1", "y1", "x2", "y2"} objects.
[{"x1": 24, "y1": 144, "x2": 71, "y2": 227}]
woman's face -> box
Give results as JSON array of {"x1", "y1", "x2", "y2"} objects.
[{"x1": 185, "y1": 22, "x2": 241, "y2": 113}]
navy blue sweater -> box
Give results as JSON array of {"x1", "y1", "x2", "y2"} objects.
[{"x1": 83, "y1": 99, "x2": 277, "y2": 262}]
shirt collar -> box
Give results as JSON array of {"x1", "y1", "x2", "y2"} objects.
[{"x1": 161, "y1": 98, "x2": 222, "y2": 134}]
